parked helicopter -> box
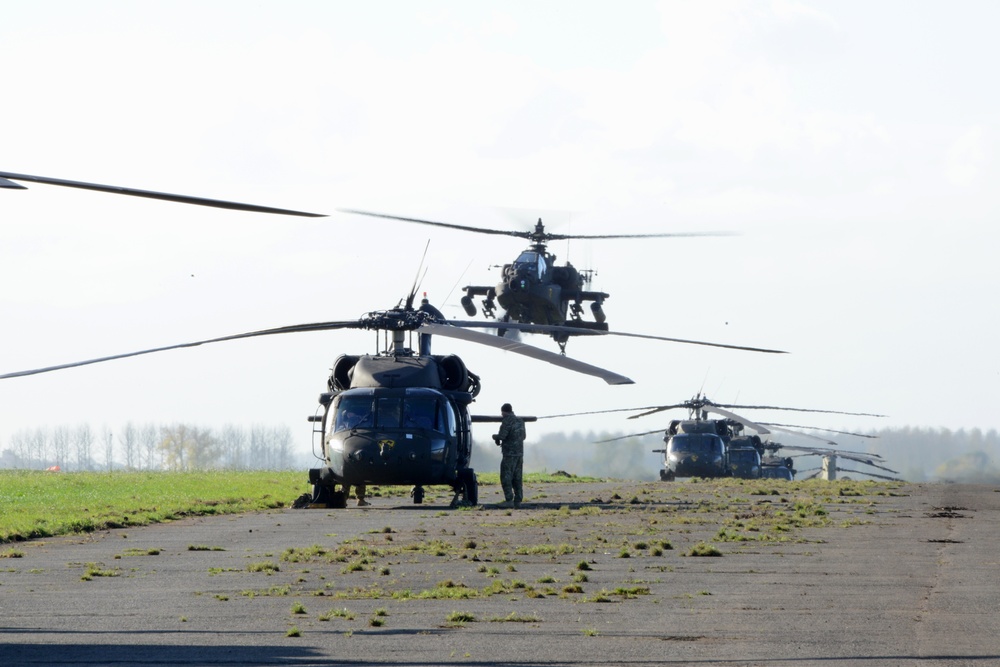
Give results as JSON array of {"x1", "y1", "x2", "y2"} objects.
[
  {"x1": 338, "y1": 209, "x2": 733, "y2": 352},
  {"x1": 542, "y1": 394, "x2": 889, "y2": 481},
  {"x1": 0, "y1": 170, "x2": 790, "y2": 505}
]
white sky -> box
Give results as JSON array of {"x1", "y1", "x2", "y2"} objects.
[{"x1": 1, "y1": 1, "x2": 998, "y2": 460}]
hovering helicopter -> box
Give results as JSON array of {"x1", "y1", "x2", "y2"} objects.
[
  {"x1": 542, "y1": 394, "x2": 890, "y2": 482},
  {"x1": 338, "y1": 209, "x2": 733, "y2": 352},
  {"x1": 0, "y1": 170, "x2": 791, "y2": 506}
]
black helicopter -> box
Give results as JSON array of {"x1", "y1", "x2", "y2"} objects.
[
  {"x1": 543, "y1": 394, "x2": 890, "y2": 481},
  {"x1": 338, "y1": 209, "x2": 732, "y2": 352},
  {"x1": 0, "y1": 280, "x2": 636, "y2": 507},
  {"x1": 0, "y1": 170, "x2": 789, "y2": 506}
]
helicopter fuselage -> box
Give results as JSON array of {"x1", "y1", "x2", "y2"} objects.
[
  {"x1": 308, "y1": 352, "x2": 479, "y2": 507},
  {"x1": 463, "y1": 248, "x2": 609, "y2": 348},
  {"x1": 323, "y1": 385, "x2": 469, "y2": 484},
  {"x1": 657, "y1": 419, "x2": 763, "y2": 480}
]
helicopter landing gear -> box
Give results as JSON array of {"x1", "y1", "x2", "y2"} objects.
[
  {"x1": 554, "y1": 332, "x2": 570, "y2": 355},
  {"x1": 659, "y1": 469, "x2": 675, "y2": 482},
  {"x1": 482, "y1": 296, "x2": 497, "y2": 320},
  {"x1": 411, "y1": 485, "x2": 425, "y2": 504},
  {"x1": 329, "y1": 490, "x2": 348, "y2": 508},
  {"x1": 497, "y1": 313, "x2": 511, "y2": 339},
  {"x1": 450, "y1": 468, "x2": 479, "y2": 508}
]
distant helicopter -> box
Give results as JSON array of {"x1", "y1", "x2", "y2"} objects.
[
  {"x1": 542, "y1": 394, "x2": 891, "y2": 481},
  {"x1": 338, "y1": 209, "x2": 733, "y2": 352},
  {"x1": 0, "y1": 171, "x2": 791, "y2": 506}
]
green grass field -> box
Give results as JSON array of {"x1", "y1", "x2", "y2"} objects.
[
  {"x1": 0, "y1": 470, "x2": 308, "y2": 543},
  {"x1": 0, "y1": 469, "x2": 601, "y2": 544}
]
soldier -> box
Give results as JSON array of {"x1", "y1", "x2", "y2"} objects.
[
  {"x1": 343, "y1": 483, "x2": 369, "y2": 507},
  {"x1": 493, "y1": 403, "x2": 525, "y2": 508}
]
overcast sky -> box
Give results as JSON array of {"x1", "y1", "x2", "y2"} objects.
[{"x1": 1, "y1": 1, "x2": 997, "y2": 462}]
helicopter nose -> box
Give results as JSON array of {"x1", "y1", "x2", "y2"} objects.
[{"x1": 509, "y1": 277, "x2": 529, "y2": 292}]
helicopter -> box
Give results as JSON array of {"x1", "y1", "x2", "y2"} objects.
[
  {"x1": 338, "y1": 209, "x2": 733, "y2": 352},
  {"x1": 0, "y1": 170, "x2": 791, "y2": 506},
  {"x1": 542, "y1": 393, "x2": 890, "y2": 481},
  {"x1": 0, "y1": 282, "x2": 634, "y2": 507}
]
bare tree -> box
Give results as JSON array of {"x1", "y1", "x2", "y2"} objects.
[
  {"x1": 9, "y1": 430, "x2": 30, "y2": 468},
  {"x1": 51, "y1": 425, "x2": 71, "y2": 470},
  {"x1": 74, "y1": 423, "x2": 94, "y2": 471},
  {"x1": 101, "y1": 424, "x2": 114, "y2": 471},
  {"x1": 119, "y1": 422, "x2": 139, "y2": 470},
  {"x1": 270, "y1": 425, "x2": 294, "y2": 470},
  {"x1": 29, "y1": 428, "x2": 48, "y2": 469},
  {"x1": 141, "y1": 423, "x2": 159, "y2": 470},
  {"x1": 220, "y1": 424, "x2": 247, "y2": 469},
  {"x1": 249, "y1": 425, "x2": 269, "y2": 470}
]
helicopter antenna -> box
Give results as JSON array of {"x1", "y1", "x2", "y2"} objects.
[
  {"x1": 405, "y1": 240, "x2": 432, "y2": 311},
  {"x1": 443, "y1": 259, "x2": 475, "y2": 307}
]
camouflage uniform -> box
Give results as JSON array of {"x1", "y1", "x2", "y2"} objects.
[{"x1": 496, "y1": 412, "x2": 526, "y2": 504}]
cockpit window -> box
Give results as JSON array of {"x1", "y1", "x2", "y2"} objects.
[
  {"x1": 514, "y1": 251, "x2": 546, "y2": 280},
  {"x1": 402, "y1": 397, "x2": 438, "y2": 429},
  {"x1": 335, "y1": 397, "x2": 375, "y2": 431},
  {"x1": 669, "y1": 433, "x2": 724, "y2": 456},
  {"x1": 334, "y1": 395, "x2": 442, "y2": 432},
  {"x1": 376, "y1": 397, "x2": 401, "y2": 428}
]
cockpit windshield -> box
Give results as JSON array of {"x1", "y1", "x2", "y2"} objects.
[
  {"x1": 669, "y1": 433, "x2": 724, "y2": 457},
  {"x1": 334, "y1": 395, "x2": 442, "y2": 432},
  {"x1": 513, "y1": 251, "x2": 546, "y2": 280}
]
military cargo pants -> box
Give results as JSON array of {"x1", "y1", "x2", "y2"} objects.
[{"x1": 500, "y1": 454, "x2": 523, "y2": 503}]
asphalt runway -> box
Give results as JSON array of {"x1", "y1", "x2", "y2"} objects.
[{"x1": 2, "y1": 480, "x2": 999, "y2": 666}]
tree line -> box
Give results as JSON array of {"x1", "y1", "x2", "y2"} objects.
[
  {"x1": 0, "y1": 423, "x2": 299, "y2": 472},
  {"x1": 3, "y1": 422, "x2": 999, "y2": 482}
]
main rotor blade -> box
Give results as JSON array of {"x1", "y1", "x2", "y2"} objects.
[
  {"x1": 417, "y1": 322, "x2": 633, "y2": 385},
  {"x1": 759, "y1": 422, "x2": 879, "y2": 439},
  {"x1": 717, "y1": 403, "x2": 887, "y2": 418},
  {"x1": 338, "y1": 209, "x2": 734, "y2": 240},
  {"x1": 700, "y1": 405, "x2": 771, "y2": 435},
  {"x1": 595, "y1": 428, "x2": 666, "y2": 443},
  {"x1": 769, "y1": 444, "x2": 885, "y2": 460},
  {"x1": 446, "y1": 319, "x2": 788, "y2": 355},
  {"x1": 0, "y1": 171, "x2": 327, "y2": 217},
  {"x1": 836, "y1": 468, "x2": 901, "y2": 482},
  {"x1": 536, "y1": 405, "x2": 685, "y2": 419},
  {"x1": 835, "y1": 455, "x2": 898, "y2": 474},
  {"x1": 543, "y1": 230, "x2": 736, "y2": 241},
  {"x1": 756, "y1": 423, "x2": 838, "y2": 446},
  {"x1": 338, "y1": 209, "x2": 531, "y2": 239},
  {"x1": 0, "y1": 320, "x2": 362, "y2": 379}
]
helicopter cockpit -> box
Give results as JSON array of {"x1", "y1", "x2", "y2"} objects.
[
  {"x1": 663, "y1": 431, "x2": 727, "y2": 478},
  {"x1": 512, "y1": 251, "x2": 547, "y2": 281},
  {"x1": 333, "y1": 390, "x2": 455, "y2": 434}
]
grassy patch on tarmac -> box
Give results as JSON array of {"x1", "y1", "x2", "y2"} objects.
[{"x1": 0, "y1": 470, "x2": 307, "y2": 543}]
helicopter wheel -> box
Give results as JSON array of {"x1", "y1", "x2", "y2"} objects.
[
  {"x1": 458, "y1": 468, "x2": 478, "y2": 506},
  {"x1": 659, "y1": 469, "x2": 675, "y2": 482},
  {"x1": 411, "y1": 485, "x2": 425, "y2": 504}
]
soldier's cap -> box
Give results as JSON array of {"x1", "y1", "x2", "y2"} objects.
[{"x1": 501, "y1": 403, "x2": 513, "y2": 413}]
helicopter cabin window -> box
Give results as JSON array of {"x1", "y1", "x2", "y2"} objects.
[
  {"x1": 402, "y1": 397, "x2": 438, "y2": 430},
  {"x1": 335, "y1": 397, "x2": 376, "y2": 431},
  {"x1": 514, "y1": 251, "x2": 545, "y2": 281}
]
